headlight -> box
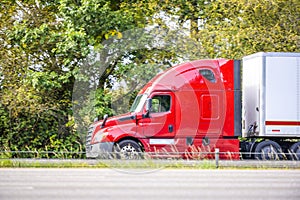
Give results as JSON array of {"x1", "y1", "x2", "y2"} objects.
[{"x1": 92, "y1": 130, "x2": 106, "y2": 143}]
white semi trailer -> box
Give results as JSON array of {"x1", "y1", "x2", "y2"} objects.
[{"x1": 242, "y1": 52, "x2": 300, "y2": 159}]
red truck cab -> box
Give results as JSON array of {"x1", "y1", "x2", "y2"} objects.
[{"x1": 86, "y1": 59, "x2": 242, "y2": 159}]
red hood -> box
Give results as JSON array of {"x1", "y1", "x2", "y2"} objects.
[{"x1": 93, "y1": 112, "x2": 136, "y2": 129}]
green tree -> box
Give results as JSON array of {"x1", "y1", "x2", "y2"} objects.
[
  {"x1": 0, "y1": 0, "x2": 161, "y2": 157},
  {"x1": 1, "y1": 0, "x2": 299, "y2": 158},
  {"x1": 157, "y1": 0, "x2": 299, "y2": 58}
]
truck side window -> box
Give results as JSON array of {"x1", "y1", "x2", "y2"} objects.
[
  {"x1": 199, "y1": 69, "x2": 216, "y2": 83},
  {"x1": 151, "y1": 95, "x2": 171, "y2": 113}
]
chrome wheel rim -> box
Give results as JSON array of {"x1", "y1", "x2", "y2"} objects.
[{"x1": 120, "y1": 144, "x2": 139, "y2": 159}]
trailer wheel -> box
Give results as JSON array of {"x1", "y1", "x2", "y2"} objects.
[
  {"x1": 289, "y1": 142, "x2": 300, "y2": 160},
  {"x1": 254, "y1": 140, "x2": 283, "y2": 160},
  {"x1": 114, "y1": 140, "x2": 143, "y2": 159}
]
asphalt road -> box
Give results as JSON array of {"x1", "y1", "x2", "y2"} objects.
[{"x1": 0, "y1": 168, "x2": 299, "y2": 200}]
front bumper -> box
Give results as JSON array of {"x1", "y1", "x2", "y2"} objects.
[{"x1": 86, "y1": 142, "x2": 114, "y2": 158}]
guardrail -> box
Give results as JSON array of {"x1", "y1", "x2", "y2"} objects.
[{"x1": 0, "y1": 149, "x2": 299, "y2": 161}]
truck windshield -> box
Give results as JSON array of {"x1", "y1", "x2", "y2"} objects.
[{"x1": 130, "y1": 94, "x2": 148, "y2": 113}]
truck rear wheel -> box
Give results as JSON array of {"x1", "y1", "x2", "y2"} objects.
[
  {"x1": 254, "y1": 140, "x2": 283, "y2": 160},
  {"x1": 114, "y1": 140, "x2": 143, "y2": 159},
  {"x1": 289, "y1": 142, "x2": 300, "y2": 160}
]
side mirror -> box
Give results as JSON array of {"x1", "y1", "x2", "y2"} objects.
[
  {"x1": 146, "y1": 98, "x2": 152, "y2": 112},
  {"x1": 144, "y1": 98, "x2": 152, "y2": 118},
  {"x1": 101, "y1": 114, "x2": 108, "y2": 128},
  {"x1": 93, "y1": 117, "x2": 99, "y2": 122}
]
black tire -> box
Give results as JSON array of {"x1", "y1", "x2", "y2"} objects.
[
  {"x1": 113, "y1": 140, "x2": 143, "y2": 159},
  {"x1": 254, "y1": 140, "x2": 283, "y2": 160},
  {"x1": 289, "y1": 142, "x2": 300, "y2": 160}
]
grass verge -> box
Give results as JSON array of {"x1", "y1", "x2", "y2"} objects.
[
  {"x1": 1, "y1": 159, "x2": 300, "y2": 169},
  {"x1": 0, "y1": 159, "x2": 216, "y2": 169}
]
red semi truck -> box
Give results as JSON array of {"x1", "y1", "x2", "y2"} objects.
[{"x1": 86, "y1": 52, "x2": 300, "y2": 160}]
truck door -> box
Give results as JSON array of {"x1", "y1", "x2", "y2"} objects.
[{"x1": 141, "y1": 92, "x2": 176, "y2": 138}]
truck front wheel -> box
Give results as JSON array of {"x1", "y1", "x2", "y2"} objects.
[
  {"x1": 254, "y1": 140, "x2": 283, "y2": 160},
  {"x1": 114, "y1": 140, "x2": 143, "y2": 159}
]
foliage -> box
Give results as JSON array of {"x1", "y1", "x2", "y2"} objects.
[
  {"x1": 197, "y1": 0, "x2": 300, "y2": 59},
  {"x1": 0, "y1": 0, "x2": 299, "y2": 158},
  {"x1": 157, "y1": 0, "x2": 299, "y2": 59}
]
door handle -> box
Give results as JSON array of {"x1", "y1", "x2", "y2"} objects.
[{"x1": 168, "y1": 125, "x2": 174, "y2": 133}]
